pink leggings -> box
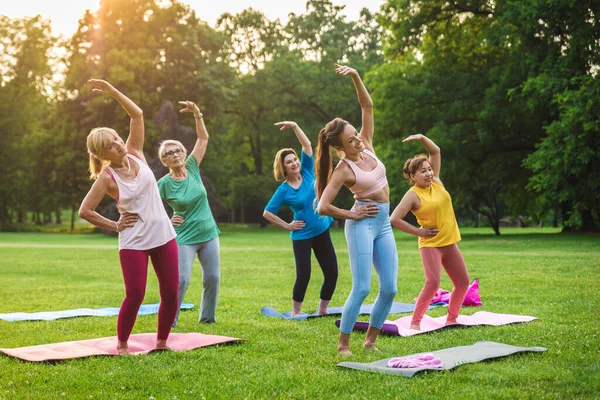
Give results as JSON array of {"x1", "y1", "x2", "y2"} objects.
[
  {"x1": 118, "y1": 239, "x2": 179, "y2": 342},
  {"x1": 412, "y1": 244, "x2": 469, "y2": 325}
]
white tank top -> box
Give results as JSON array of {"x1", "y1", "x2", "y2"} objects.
[{"x1": 105, "y1": 154, "x2": 176, "y2": 251}]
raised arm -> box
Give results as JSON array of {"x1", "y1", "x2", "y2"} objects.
[
  {"x1": 179, "y1": 101, "x2": 208, "y2": 165},
  {"x1": 335, "y1": 64, "x2": 374, "y2": 151},
  {"x1": 403, "y1": 134, "x2": 441, "y2": 178},
  {"x1": 88, "y1": 79, "x2": 145, "y2": 160},
  {"x1": 274, "y1": 121, "x2": 312, "y2": 156},
  {"x1": 316, "y1": 166, "x2": 379, "y2": 220}
]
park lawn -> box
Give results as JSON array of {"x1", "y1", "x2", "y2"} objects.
[{"x1": 0, "y1": 227, "x2": 598, "y2": 399}]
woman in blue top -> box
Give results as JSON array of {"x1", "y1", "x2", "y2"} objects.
[{"x1": 263, "y1": 121, "x2": 339, "y2": 317}]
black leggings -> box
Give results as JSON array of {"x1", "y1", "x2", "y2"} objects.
[{"x1": 291, "y1": 228, "x2": 338, "y2": 302}]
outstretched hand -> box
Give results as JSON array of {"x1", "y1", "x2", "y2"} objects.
[
  {"x1": 274, "y1": 121, "x2": 298, "y2": 131},
  {"x1": 334, "y1": 63, "x2": 358, "y2": 77},
  {"x1": 402, "y1": 134, "x2": 424, "y2": 143},
  {"x1": 88, "y1": 79, "x2": 116, "y2": 95},
  {"x1": 178, "y1": 100, "x2": 201, "y2": 116}
]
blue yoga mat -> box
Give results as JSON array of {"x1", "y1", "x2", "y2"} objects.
[
  {"x1": 0, "y1": 303, "x2": 195, "y2": 322},
  {"x1": 261, "y1": 302, "x2": 444, "y2": 320}
]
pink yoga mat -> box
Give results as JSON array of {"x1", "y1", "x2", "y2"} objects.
[
  {"x1": 0, "y1": 333, "x2": 244, "y2": 362},
  {"x1": 337, "y1": 311, "x2": 538, "y2": 336}
]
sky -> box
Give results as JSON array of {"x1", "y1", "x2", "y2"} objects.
[{"x1": 0, "y1": 0, "x2": 384, "y2": 38}]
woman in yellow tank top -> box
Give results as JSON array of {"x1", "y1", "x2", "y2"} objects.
[{"x1": 390, "y1": 134, "x2": 470, "y2": 330}]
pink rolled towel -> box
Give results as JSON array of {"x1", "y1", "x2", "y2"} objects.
[{"x1": 387, "y1": 352, "x2": 443, "y2": 369}]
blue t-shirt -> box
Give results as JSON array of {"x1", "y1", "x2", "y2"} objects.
[{"x1": 265, "y1": 151, "x2": 333, "y2": 241}]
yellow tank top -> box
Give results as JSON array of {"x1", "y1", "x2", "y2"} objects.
[{"x1": 410, "y1": 181, "x2": 461, "y2": 248}]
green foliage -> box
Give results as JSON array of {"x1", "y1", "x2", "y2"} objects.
[
  {"x1": 0, "y1": 15, "x2": 55, "y2": 226},
  {"x1": 1, "y1": 0, "x2": 598, "y2": 232},
  {"x1": 371, "y1": 0, "x2": 600, "y2": 233}
]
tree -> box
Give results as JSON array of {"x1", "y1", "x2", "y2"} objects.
[{"x1": 0, "y1": 15, "x2": 55, "y2": 226}]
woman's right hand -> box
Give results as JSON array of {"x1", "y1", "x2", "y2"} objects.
[
  {"x1": 171, "y1": 215, "x2": 184, "y2": 227},
  {"x1": 418, "y1": 227, "x2": 440, "y2": 238},
  {"x1": 116, "y1": 212, "x2": 139, "y2": 232},
  {"x1": 274, "y1": 121, "x2": 298, "y2": 131},
  {"x1": 352, "y1": 204, "x2": 379, "y2": 220},
  {"x1": 287, "y1": 220, "x2": 306, "y2": 231}
]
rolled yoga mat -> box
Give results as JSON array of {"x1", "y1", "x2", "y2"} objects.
[
  {"x1": 0, "y1": 333, "x2": 244, "y2": 362},
  {"x1": 335, "y1": 311, "x2": 538, "y2": 336},
  {"x1": 338, "y1": 340, "x2": 548, "y2": 377},
  {"x1": 261, "y1": 302, "x2": 444, "y2": 320},
  {"x1": 0, "y1": 303, "x2": 195, "y2": 322}
]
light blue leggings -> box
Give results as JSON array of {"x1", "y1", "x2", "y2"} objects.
[
  {"x1": 175, "y1": 237, "x2": 220, "y2": 325},
  {"x1": 339, "y1": 201, "x2": 398, "y2": 334}
]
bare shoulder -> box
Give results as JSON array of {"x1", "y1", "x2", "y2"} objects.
[
  {"x1": 97, "y1": 171, "x2": 118, "y2": 199},
  {"x1": 334, "y1": 160, "x2": 356, "y2": 186},
  {"x1": 404, "y1": 188, "x2": 421, "y2": 211}
]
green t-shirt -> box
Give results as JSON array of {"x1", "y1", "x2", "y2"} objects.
[{"x1": 157, "y1": 155, "x2": 220, "y2": 245}]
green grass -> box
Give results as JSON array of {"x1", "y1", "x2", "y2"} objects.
[{"x1": 0, "y1": 227, "x2": 598, "y2": 399}]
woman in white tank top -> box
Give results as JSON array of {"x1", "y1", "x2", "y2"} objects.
[{"x1": 79, "y1": 79, "x2": 178, "y2": 356}]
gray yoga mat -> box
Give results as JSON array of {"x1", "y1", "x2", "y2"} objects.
[{"x1": 337, "y1": 340, "x2": 547, "y2": 377}]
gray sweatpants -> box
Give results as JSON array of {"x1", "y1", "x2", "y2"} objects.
[{"x1": 174, "y1": 236, "x2": 220, "y2": 325}]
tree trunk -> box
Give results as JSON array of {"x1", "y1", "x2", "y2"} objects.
[
  {"x1": 0, "y1": 206, "x2": 9, "y2": 226},
  {"x1": 55, "y1": 209, "x2": 62, "y2": 224},
  {"x1": 71, "y1": 204, "x2": 76, "y2": 232},
  {"x1": 240, "y1": 197, "x2": 245, "y2": 223}
]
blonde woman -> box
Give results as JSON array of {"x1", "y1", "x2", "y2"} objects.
[
  {"x1": 157, "y1": 101, "x2": 220, "y2": 326},
  {"x1": 79, "y1": 79, "x2": 178, "y2": 355},
  {"x1": 263, "y1": 121, "x2": 338, "y2": 317}
]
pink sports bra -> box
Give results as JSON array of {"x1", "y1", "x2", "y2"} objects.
[{"x1": 341, "y1": 148, "x2": 388, "y2": 198}]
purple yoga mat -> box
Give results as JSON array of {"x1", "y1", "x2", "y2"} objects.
[
  {"x1": 336, "y1": 311, "x2": 538, "y2": 336},
  {"x1": 0, "y1": 333, "x2": 244, "y2": 362}
]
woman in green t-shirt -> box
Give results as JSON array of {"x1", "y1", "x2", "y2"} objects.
[{"x1": 157, "y1": 101, "x2": 220, "y2": 325}]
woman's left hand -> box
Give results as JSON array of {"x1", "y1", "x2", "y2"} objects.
[
  {"x1": 334, "y1": 63, "x2": 358, "y2": 77},
  {"x1": 402, "y1": 134, "x2": 424, "y2": 143},
  {"x1": 88, "y1": 79, "x2": 116, "y2": 95},
  {"x1": 178, "y1": 101, "x2": 202, "y2": 118},
  {"x1": 274, "y1": 121, "x2": 298, "y2": 131}
]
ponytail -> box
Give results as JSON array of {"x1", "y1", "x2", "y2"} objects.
[
  {"x1": 314, "y1": 128, "x2": 332, "y2": 200},
  {"x1": 314, "y1": 117, "x2": 347, "y2": 199},
  {"x1": 88, "y1": 154, "x2": 106, "y2": 180}
]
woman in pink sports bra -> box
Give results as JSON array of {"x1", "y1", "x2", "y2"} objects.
[
  {"x1": 79, "y1": 79, "x2": 179, "y2": 355},
  {"x1": 315, "y1": 64, "x2": 398, "y2": 355}
]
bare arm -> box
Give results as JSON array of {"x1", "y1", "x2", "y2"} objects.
[
  {"x1": 78, "y1": 174, "x2": 138, "y2": 232},
  {"x1": 316, "y1": 166, "x2": 379, "y2": 220},
  {"x1": 335, "y1": 64, "x2": 374, "y2": 151},
  {"x1": 403, "y1": 134, "x2": 441, "y2": 178},
  {"x1": 88, "y1": 79, "x2": 145, "y2": 161},
  {"x1": 262, "y1": 210, "x2": 305, "y2": 231},
  {"x1": 274, "y1": 121, "x2": 312, "y2": 156},
  {"x1": 179, "y1": 101, "x2": 208, "y2": 165},
  {"x1": 390, "y1": 190, "x2": 439, "y2": 237}
]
